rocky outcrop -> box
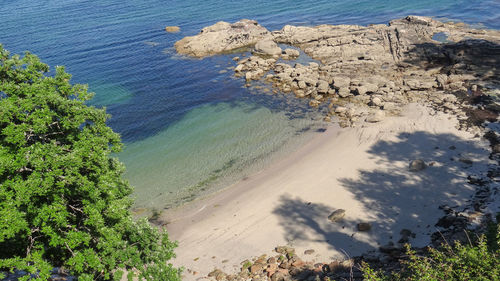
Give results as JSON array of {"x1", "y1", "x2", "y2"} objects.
[
  {"x1": 175, "y1": 16, "x2": 499, "y2": 130},
  {"x1": 224, "y1": 16, "x2": 500, "y2": 128},
  {"x1": 175, "y1": 19, "x2": 270, "y2": 57}
]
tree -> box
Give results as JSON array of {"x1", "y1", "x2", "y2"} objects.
[{"x1": 0, "y1": 45, "x2": 181, "y2": 281}]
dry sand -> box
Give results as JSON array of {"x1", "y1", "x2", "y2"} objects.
[{"x1": 162, "y1": 103, "x2": 492, "y2": 280}]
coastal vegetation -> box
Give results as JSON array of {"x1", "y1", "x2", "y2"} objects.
[
  {"x1": 362, "y1": 218, "x2": 500, "y2": 280},
  {"x1": 0, "y1": 46, "x2": 180, "y2": 280}
]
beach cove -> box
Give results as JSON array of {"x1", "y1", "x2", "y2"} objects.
[
  {"x1": 2, "y1": 1, "x2": 500, "y2": 280},
  {"x1": 163, "y1": 16, "x2": 500, "y2": 280}
]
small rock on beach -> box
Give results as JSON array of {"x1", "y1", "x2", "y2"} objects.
[
  {"x1": 328, "y1": 209, "x2": 346, "y2": 222},
  {"x1": 409, "y1": 159, "x2": 427, "y2": 171},
  {"x1": 357, "y1": 223, "x2": 372, "y2": 231}
]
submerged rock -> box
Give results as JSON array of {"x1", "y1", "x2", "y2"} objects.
[
  {"x1": 283, "y1": 48, "x2": 300, "y2": 58},
  {"x1": 165, "y1": 26, "x2": 180, "y2": 33}
]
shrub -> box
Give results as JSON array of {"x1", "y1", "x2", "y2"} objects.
[
  {"x1": 0, "y1": 45, "x2": 181, "y2": 280},
  {"x1": 362, "y1": 220, "x2": 500, "y2": 281}
]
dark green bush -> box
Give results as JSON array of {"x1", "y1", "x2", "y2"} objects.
[
  {"x1": 0, "y1": 45, "x2": 181, "y2": 280},
  {"x1": 362, "y1": 220, "x2": 500, "y2": 281}
]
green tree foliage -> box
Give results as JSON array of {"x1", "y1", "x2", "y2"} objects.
[
  {"x1": 0, "y1": 45, "x2": 181, "y2": 281},
  {"x1": 362, "y1": 220, "x2": 500, "y2": 281}
]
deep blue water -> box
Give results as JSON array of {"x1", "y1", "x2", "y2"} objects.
[{"x1": 1, "y1": 0, "x2": 499, "y2": 209}]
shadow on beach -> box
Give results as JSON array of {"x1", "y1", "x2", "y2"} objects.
[{"x1": 272, "y1": 130, "x2": 489, "y2": 257}]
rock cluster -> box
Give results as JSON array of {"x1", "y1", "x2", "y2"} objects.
[
  {"x1": 239, "y1": 16, "x2": 498, "y2": 127},
  {"x1": 207, "y1": 246, "x2": 364, "y2": 281},
  {"x1": 176, "y1": 16, "x2": 499, "y2": 129}
]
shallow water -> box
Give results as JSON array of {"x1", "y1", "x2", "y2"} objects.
[{"x1": 1, "y1": 0, "x2": 499, "y2": 210}]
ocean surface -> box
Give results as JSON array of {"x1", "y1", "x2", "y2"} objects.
[{"x1": 1, "y1": 0, "x2": 499, "y2": 210}]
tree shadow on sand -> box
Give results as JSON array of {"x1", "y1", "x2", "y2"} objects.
[{"x1": 273, "y1": 130, "x2": 490, "y2": 258}]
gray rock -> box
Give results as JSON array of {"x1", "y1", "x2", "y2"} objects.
[
  {"x1": 436, "y1": 74, "x2": 448, "y2": 89},
  {"x1": 443, "y1": 94, "x2": 458, "y2": 103},
  {"x1": 357, "y1": 223, "x2": 372, "y2": 231},
  {"x1": 409, "y1": 159, "x2": 426, "y2": 171},
  {"x1": 254, "y1": 39, "x2": 282, "y2": 56},
  {"x1": 316, "y1": 80, "x2": 330, "y2": 93},
  {"x1": 370, "y1": 96, "x2": 383, "y2": 106},
  {"x1": 328, "y1": 209, "x2": 346, "y2": 222},
  {"x1": 234, "y1": 64, "x2": 244, "y2": 72},
  {"x1": 363, "y1": 83, "x2": 379, "y2": 93},
  {"x1": 404, "y1": 15, "x2": 437, "y2": 26},
  {"x1": 338, "y1": 87, "x2": 351, "y2": 98},
  {"x1": 355, "y1": 85, "x2": 368, "y2": 95},
  {"x1": 333, "y1": 77, "x2": 351, "y2": 89},
  {"x1": 245, "y1": 72, "x2": 254, "y2": 81},
  {"x1": 175, "y1": 19, "x2": 270, "y2": 57},
  {"x1": 309, "y1": 62, "x2": 319, "y2": 69},
  {"x1": 284, "y1": 48, "x2": 300, "y2": 57},
  {"x1": 275, "y1": 246, "x2": 295, "y2": 255},
  {"x1": 385, "y1": 81, "x2": 396, "y2": 89}
]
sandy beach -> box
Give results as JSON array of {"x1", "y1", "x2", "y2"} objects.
[{"x1": 163, "y1": 102, "x2": 492, "y2": 280}]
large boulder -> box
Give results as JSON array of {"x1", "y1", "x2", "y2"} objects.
[
  {"x1": 254, "y1": 39, "x2": 282, "y2": 56},
  {"x1": 175, "y1": 19, "x2": 270, "y2": 57}
]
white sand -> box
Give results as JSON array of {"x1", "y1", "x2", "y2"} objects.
[{"x1": 162, "y1": 103, "x2": 492, "y2": 280}]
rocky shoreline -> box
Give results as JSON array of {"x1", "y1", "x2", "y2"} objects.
[
  {"x1": 176, "y1": 16, "x2": 499, "y2": 129},
  {"x1": 174, "y1": 16, "x2": 500, "y2": 281}
]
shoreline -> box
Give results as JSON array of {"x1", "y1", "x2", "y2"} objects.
[
  {"x1": 161, "y1": 120, "x2": 341, "y2": 235},
  {"x1": 163, "y1": 102, "x2": 492, "y2": 280}
]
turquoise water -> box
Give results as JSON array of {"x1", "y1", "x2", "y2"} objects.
[{"x1": 1, "y1": 0, "x2": 499, "y2": 209}]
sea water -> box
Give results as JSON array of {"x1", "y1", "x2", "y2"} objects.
[{"x1": 1, "y1": 0, "x2": 499, "y2": 210}]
